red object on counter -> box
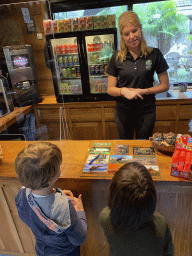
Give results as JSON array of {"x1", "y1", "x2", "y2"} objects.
[{"x1": 170, "y1": 134, "x2": 192, "y2": 180}]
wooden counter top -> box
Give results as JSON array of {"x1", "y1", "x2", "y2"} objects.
[
  {"x1": 0, "y1": 140, "x2": 191, "y2": 183},
  {"x1": 0, "y1": 105, "x2": 33, "y2": 133},
  {"x1": 38, "y1": 92, "x2": 192, "y2": 107}
]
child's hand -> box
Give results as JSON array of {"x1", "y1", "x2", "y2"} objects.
[
  {"x1": 63, "y1": 190, "x2": 74, "y2": 197},
  {"x1": 70, "y1": 194, "x2": 84, "y2": 212}
]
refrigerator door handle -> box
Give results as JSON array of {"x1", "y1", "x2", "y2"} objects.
[
  {"x1": 80, "y1": 37, "x2": 86, "y2": 59},
  {"x1": 44, "y1": 41, "x2": 55, "y2": 70}
]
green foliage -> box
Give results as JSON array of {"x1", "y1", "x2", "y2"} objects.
[
  {"x1": 133, "y1": 0, "x2": 189, "y2": 40},
  {"x1": 188, "y1": 35, "x2": 192, "y2": 41}
]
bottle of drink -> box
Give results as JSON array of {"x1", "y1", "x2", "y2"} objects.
[
  {"x1": 76, "y1": 67, "x2": 81, "y2": 76},
  {"x1": 179, "y1": 151, "x2": 186, "y2": 166},
  {"x1": 95, "y1": 65, "x2": 99, "y2": 75},
  {"x1": 170, "y1": 150, "x2": 180, "y2": 177},
  {"x1": 68, "y1": 56, "x2": 73, "y2": 66},
  {"x1": 67, "y1": 67, "x2": 71, "y2": 77},
  {"x1": 90, "y1": 66, "x2": 95, "y2": 76},
  {"x1": 58, "y1": 56, "x2": 63, "y2": 67},
  {"x1": 71, "y1": 67, "x2": 76, "y2": 77},
  {"x1": 63, "y1": 56, "x2": 68, "y2": 67}
]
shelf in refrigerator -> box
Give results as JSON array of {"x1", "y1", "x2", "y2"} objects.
[
  {"x1": 56, "y1": 53, "x2": 79, "y2": 56},
  {"x1": 88, "y1": 51, "x2": 102, "y2": 54},
  {"x1": 89, "y1": 75, "x2": 107, "y2": 78},
  {"x1": 59, "y1": 65, "x2": 80, "y2": 68},
  {"x1": 61, "y1": 77, "x2": 81, "y2": 80}
]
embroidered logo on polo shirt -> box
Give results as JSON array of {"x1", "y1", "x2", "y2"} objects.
[{"x1": 146, "y1": 60, "x2": 152, "y2": 70}]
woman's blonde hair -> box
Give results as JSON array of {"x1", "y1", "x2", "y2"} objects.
[{"x1": 117, "y1": 11, "x2": 152, "y2": 62}]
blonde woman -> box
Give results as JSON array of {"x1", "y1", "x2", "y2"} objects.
[{"x1": 107, "y1": 11, "x2": 169, "y2": 139}]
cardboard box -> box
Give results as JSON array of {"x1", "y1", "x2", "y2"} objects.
[
  {"x1": 79, "y1": 17, "x2": 87, "y2": 31},
  {"x1": 108, "y1": 14, "x2": 116, "y2": 28},
  {"x1": 86, "y1": 16, "x2": 94, "y2": 30},
  {"x1": 72, "y1": 18, "x2": 79, "y2": 31}
]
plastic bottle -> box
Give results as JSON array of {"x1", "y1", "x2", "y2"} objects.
[
  {"x1": 179, "y1": 151, "x2": 186, "y2": 166},
  {"x1": 170, "y1": 150, "x2": 180, "y2": 177},
  {"x1": 177, "y1": 164, "x2": 183, "y2": 173},
  {"x1": 171, "y1": 150, "x2": 180, "y2": 166},
  {"x1": 185, "y1": 152, "x2": 192, "y2": 162}
]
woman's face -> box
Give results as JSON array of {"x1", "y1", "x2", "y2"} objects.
[{"x1": 122, "y1": 23, "x2": 141, "y2": 50}]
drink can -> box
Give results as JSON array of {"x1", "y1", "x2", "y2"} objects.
[
  {"x1": 63, "y1": 56, "x2": 68, "y2": 67},
  {"x1": 104, "y1": 64, "x2": 108, "y2": 74},
  {"x1": 73, "y1": 55, "x2": 79, "y2": 65},
  {"x1": 76, "y1": 67, "x2": 81, "y2": 76},
  {"x1": 74, "y1": 44, "x2": 78, "y2": 53},
  {"x1": 68, "y1": 55, "x2": 73, "y2": 66},
  {"x1": 90, "y1": 66, "x2": 95, "y2": 75},
  {"x1": 71, "y1": 67, "x2": 76, "y2": 77},
  {"x1": 55, "y1": 45, "x2": 60, "y2": 54},
  {"x1": 71, "y1": 44, "x2": 75, "y2": 53},
  {"x1": 58, "y1": 56, "x2": 63, "y2": 67},
  {"x1": 95, "y1": 65, "x2": 100, "y2": 75},
  {"x1": 67, "y1": 67, "x2": 71, "y2": 77},
  {"x1": 61, "y1": 45, "x2": 66, "y2": 54},
  {"x1": 59, "y1": 45, "x2": 63, "y2": 53},
  {"x1": 61, "y1": 68, "x2": 67, "y2": 78},
  {"x1": 99, "y1": 65, "x2": 104, "y2": 75},
  {"x1": 65, "y1": 44, "x2": 70, "y2": 53}
]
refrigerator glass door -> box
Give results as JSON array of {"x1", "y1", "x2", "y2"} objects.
[
  {"x1": 85, "y1": 34, "x2": 115, "y2": 94},
  {"x1": 50, "y1": 37, "x2": 83, "y2": 95}
]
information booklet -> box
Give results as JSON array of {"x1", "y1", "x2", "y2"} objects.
[
  {"x1": 133, "y1": 147, "x2": 160, "y2": 178},
  {"x1": 82, "y1": 144, "x2": 161, "y2": 179}
]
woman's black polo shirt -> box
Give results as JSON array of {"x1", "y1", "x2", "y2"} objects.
[{"x1": 106, "y1": 48, "x2": 169, "y2": 104}]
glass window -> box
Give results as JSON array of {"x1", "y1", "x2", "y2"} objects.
[{"x1": 133, "y1": 0, "x2": 192, "y2": 85}]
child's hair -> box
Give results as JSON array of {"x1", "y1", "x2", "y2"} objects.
[
  {"x1": 117, "y1": 11, "x2": 152, "y2": 63},
  {"x1": 108, "y1": 162, "x2": 157, "y2": 232},
  {"x1": 15, "y1": 142, "x2": 62, "y2": 190}
]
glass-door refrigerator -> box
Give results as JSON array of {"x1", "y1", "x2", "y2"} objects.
[{"x1": 45, "y1": 28, "x2": 117, "y2": 103}]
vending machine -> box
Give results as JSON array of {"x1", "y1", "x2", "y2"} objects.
[{"x1": 3, "y1": 45, "x2": 42, "y2": 106}]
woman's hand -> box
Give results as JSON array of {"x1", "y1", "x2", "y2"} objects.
[
  {"x1": 121, "y1": 88, "x2": 143, "y2": 100},
  {"x1": 70, "y1": 194, "x2": 85, "y2": 212}
]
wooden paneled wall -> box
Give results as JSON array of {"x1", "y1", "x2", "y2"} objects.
[{"x1": 0, "y1": 0, "x2": 55, "y2": 96}]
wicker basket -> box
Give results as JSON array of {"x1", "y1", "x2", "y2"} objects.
[{"x1": 149, "y1": 132, "x2": 176, "y2": 153}]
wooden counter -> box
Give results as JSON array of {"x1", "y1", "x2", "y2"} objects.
[
  {"x1": 0, "y1": 105, "x2": 33, "y2": 134},
  {"x1": 37, "y1": 95, "x2": 192, "y2": 140},
  {"x1": 0, "y1": 140, "x2": 192, "y2": 256},
  {"x1": 0, "y1": 139, "x2": 188, "y2": 181}
]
